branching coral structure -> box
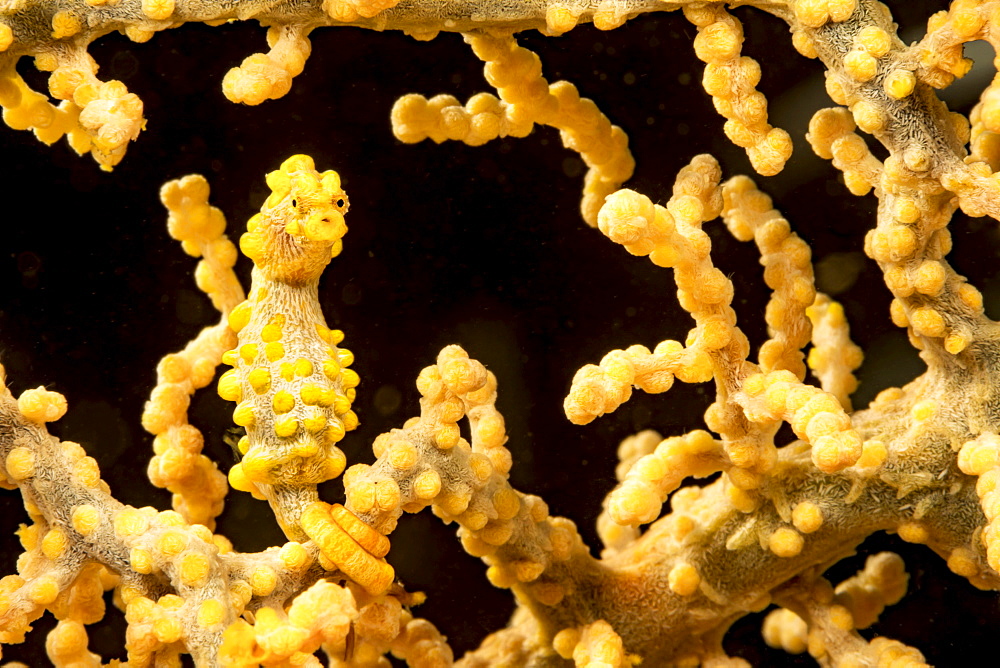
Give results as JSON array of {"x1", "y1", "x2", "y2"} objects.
[{"x1": 2, "y1": 0, "x2": 1000, "y2": 665}]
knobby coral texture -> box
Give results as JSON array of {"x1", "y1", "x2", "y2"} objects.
[{"x1": 2, "y1": 0, "x2": 1000, "y2": 665}]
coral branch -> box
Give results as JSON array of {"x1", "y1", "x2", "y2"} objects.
[{"x1": 391, "y1": 32, "x2": 634, "y2": 225}]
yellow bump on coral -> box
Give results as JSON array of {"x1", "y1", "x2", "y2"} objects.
[
  {"x1": 247, "y1": 367, "x2": 270, "y2": 394},
  {"x1": 558, "y1": 619, "x2": 639, "y2": 667},
  {"x1": 791, "y1": 30, "x2": 818, "y2": 58},
  {"x1": 769, "y1": 526, "x2": 804, "y2": 557},
  {"x1": 532, "y1": 581, "x2": 566, "y2": 607},
  {"x1": 5, "y1": 446, "x2": 35, "y2": 481},
  {"x1": 910, "y1": 307, "x2": 946, "y2": 338},
  {"x1": 897, "y1": 522, "x2": 929, "y2": 544},
  {"x1": 413, "y1": 469, "x2": 442, "y2": 500},
  {"x1": 889, "y1": 298, "x2": 909, "y2": 328},
  {"x1": 851, "y1": 101, "x2": 885, "y2": 136},
  {"x1": 17, "y1": 387, "x2": 68, "y2": 423},
  {"x1": 250, "y1": 565, "x2": 278, "y2": 596},
  {"x1": 374, "y1": 478, "x2": 401, "y2": 512},
  {"x1": 41, "y1": 528, "x2": 68, "y2": 560},
  {"x1": 113, "y1": 508, "x2": 151, "y2": 538},
  {"x1": 130, "y1": 547, "x2": 154, "y2": 574},
  {"x1": 71, "y1": 504, "x2": 101, "y2": 537},
  {"x1": 50, "y1": 11, "x2": 82, "y2": 39},
  {"x1": 72, "y1": 455, "x2": 103, "y2": 489},
  {"x1": 279, "y1": 541, "x2": 311, "y2": 571},
  {"x1": 46, "y1": 620, "x2": 98, "y2": 665},
  {"x1": 327, "y1": 0, "x2": 400, "y2": 20},
  {"x1": 197, "y1": 598, "x2": 226, "y2": 628},
  {"x1": 947, "y1": 547, "x2": 979, "y2": 578},
  {"x1": 159, "y1": 510, "x2": 187, "y2": 527},
  {"x1": 792, "y1": 501, "x2": 823, "y2": 533},
  {"x1": 141, "y1": 0, "x2": 174, "y2": 20},
  {"x1": 945, "y1": 331, "x2": 970, "y2": 354},
  {"x1": 234, "y1": 344, "x2": 256, "y2": 366},
  {"x1": 959, "y1": 283, "x2": 984, "y2": 312},
  {"x1": 387, "y1": 440, "x2": 419, "y2": 470},
  {"x1": 594, "y1": 2, "x2": 630, "y2": 30},
  {"x1": 812, "y1": 432, "x2": 864, "y2": 473},
  {"x1": 910, "y1": 399, "x2": 938, "y2": 422},
  {"x1": 553, "y1": 627, "x2": 581, "y2": 660},
  {"x1": 855, "y1": 440, "x2": 888, "y2": 469},
  {"x1": 545, "y1": 6, "x2": 579, "y2": 34},
  {"x1": 913, "y1": 261, "x2": 946, "y2": 296},
  {"x1": 959, "y1": 433, "x2": 1000, "y2": 476},
  {"x1": 477, "y1": 519, "x2": 513, "y2": 547},
  {"x1": 856, "y1": 26, "x2": 891, "y2": 58},
  {"x1": 179, "y1": 552, "x2": 211, "y2": 586},
  {"x1": 157, "y1": 529, "x2": 188, "y2": 558},
  {"x1": 29, "y1": 576, "x2": 59, "y2": 604},
  {"x1": 273, "y1": 415, "x2": 299, "y2": 438},
  {"x1": 844, "y1": 50, "x2": 878, "y2": 83},
  {"x1": 293, "y1": 357, "x2": 313, "y2": 377},
  {"x1": 892, "y1": 197, "x2": 921, "y2": 224},
  {"x1": 486, "y1": 564, "x2": 516, "y2": 589},
  {"x1": 763, "y1": 608, "x2": 808, "y2": 654},
  {"x1": 492, "y1": 487, "x2": 521, "y2": 521},
  {"x1": 153, "y1": 616, "x2": 183, "y2": 644},
  {"x1": 668, "y1": 562, "x2": 701, "y2": 596},
  {"x1": 0, "y1": 22, "x2": 13, "y2": 51},
  {"x1": 794, "y1": 0, "x2": 853, "y2": 27},
  {"x1": 271, "y1": 390, "x2": 295, "y2": 414},
  {"x1": 884, "y1": 69, "x2": 916, "y2": 99}
]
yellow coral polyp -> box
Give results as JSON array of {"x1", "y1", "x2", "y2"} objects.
[
  {"x1": 179, "y1": 552, "x2": 211, "y2": 586},
  {"x1": 50, "y1": 11, "x2": 82, "y2": 39},
  {"x1": 113, "y1": 508, "x2": 150, "y2": 538},
  {"x1": 41, "y1": 528, "x2": 68, "y2": 560},
  {"x1": 29, "y1": 576, "x2": 60, "y2": 604},
  {"x1": 278, "y1": 541, "x2": 312, "y2": 571},
  {"x1": 884, "y1": 68, "x2": 916, "y2": 99},
  {"x1": 768, "y1": 527, "x2": 804, "y2": 557},
  {"x1": 129, "y1": 547, "x2": 154, "y2": 574},
  {"x1": 0, "y1": 23, "x2": 13, "y2": 51},
  {"x1": 545, "y1": 6, "x2": 578, "y2": 34},
  {"x1": 71, "y1": 504, "x2": 101, "y2": 536},
  {"x1": 17, "y1": 387, "x2": 68, "y2": 423},
  {"x1": 196, "y1": 599, "x2": 226, "y2": 628},
  {"x1": 141, "y1": 0, "x2": 175, "y2": 20},
  {"x1": 5, "y1": 446, "x2": 35, "y2": 481}
]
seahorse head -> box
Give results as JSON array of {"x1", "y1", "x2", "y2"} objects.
[{"x1": 240, "y1": 154, "x2": 350, "y2": 284}]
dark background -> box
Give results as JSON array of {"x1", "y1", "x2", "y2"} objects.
[{"x1": 2, "y1": 1, "x2": 999, "y2": 664}]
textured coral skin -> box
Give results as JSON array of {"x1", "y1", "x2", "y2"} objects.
[{"x1": 3, "y1": 0, "x2": 1000, "y2": 665}]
